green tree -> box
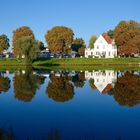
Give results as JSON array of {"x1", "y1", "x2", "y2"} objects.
[
  {"x1": 89, "y1": 35, "x2": 97, "y2": 49},
  {"x1": 45, "y1": 26, "x2": 74, "y2": 54},
  {"x1": 71, "y1": 38, "x2": 86, "y2": 52},
  {"x1": 13, "y1": 68, "x2": 45, "y2": 102},
  {"x1": 89, "y1": 79, "x2": 97, "y2": 90},
  {"x1": 107, "y1": 30, "x2": 115, "y2": 39},
  {"x1": 37, "y1": 41, "x2": 45, "y2": 51},
  {"x1": 72, "y1": 72, "x2": 85, "y2": 88},
  {"x1": 12, "y1": 26, "x2": 35, "y2": 56},
  {"x1": 16, "y1": 36, "x2": 40, "y2": 63},
  {"x1": 0, "y1": 34, "x2": 10, "y2": 54},
  {"x1": 114, "y1": 20, "x2": 140, "y2": 56}
]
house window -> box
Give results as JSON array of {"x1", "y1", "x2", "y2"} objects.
[
  {"x1": 97, "y1": 79, "x2": 99, "y2": 82},
  {"x1": 96, "y1": 52, "x2": 99, "y2": 55},
  {"x1": 109, "y1": 52, "x2": 111, "y2": 56},
  {"x1": 97, "y1": 46, "x2": 99, "y2": 49},
  {"x1": 91, "y1": 52, "x2": 93, "y2": 55}
]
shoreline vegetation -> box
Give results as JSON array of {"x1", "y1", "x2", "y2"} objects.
[
  {"x1": 1, "y1": 58, "x2": 140, "y2": 71},
  {"x1": 1, "y1": 20, "x2": 140, "y2": 70}
]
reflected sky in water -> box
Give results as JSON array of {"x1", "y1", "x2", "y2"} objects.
[{"x1": 0, "y1": 69, "x2": 140, "y2": 140}]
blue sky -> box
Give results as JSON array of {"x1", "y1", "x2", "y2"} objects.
[{"x1": 0, "y1": 0, "x2": 140, "y2": 48}]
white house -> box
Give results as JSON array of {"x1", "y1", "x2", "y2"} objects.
[
  {"x1": 85, "y1": 33, "x2": 117, "y2": 58},
  {"x1": 85, "y1": 70, "x2": 117, "y2": 93}
]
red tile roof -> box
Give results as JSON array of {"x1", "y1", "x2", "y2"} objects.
[
  {"x1": 102, "y1": 84, "x2": 113, "y2": 94},
  {"x1": 102, "y1": 33, "x2": 113, "y2": 44}
]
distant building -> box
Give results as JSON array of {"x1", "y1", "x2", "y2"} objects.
[
  {"x1": 85, "y1": 33, "x2": 117, "y2": 58},
  {"x1": 85, "y1": 70, "x2": 117, "y2": 93}
]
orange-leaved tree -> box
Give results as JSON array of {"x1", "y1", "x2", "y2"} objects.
[
  {"x1": 45, "y1": 26, "x2": 74, "y2": 54},
  {"x1": 114, "y1": 20, "x2": 140, "y2": 56}
]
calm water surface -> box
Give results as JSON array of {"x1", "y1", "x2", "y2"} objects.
[{"x1": 0, "y1": 69, "x2": 140, "y2": 140}]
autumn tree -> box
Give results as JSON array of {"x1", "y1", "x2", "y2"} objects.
[
  {"x1": 13, "y1": 68, "x2": 45, "y2": 102},
  {"x1": 16, "y1": 36, "x2": 40, "y2": 63},
  {"x1": 89, "y1": 35, "x2": 97, "y2": 49},
  {"x1": 45, "y1": 26, "x2": 74, "y2": 54},
  {"x1": 12, "y1": 26, "x2": 35, "y2": 56},
  {"x1": 46, "y1": 74, "x2": 74, "y2": 102},
  {"x1": 78, "y1": 47, "x2": 85, "y2": 57},
  {"x1": 114, "y1": 20, "x2": 140, "y2": 56},
  {"x1": 0, "y1": 34, "x2": 10, "y2": 54},
  {"x1": 0, "y1": 73, "x2": 10, "y2": 93},
  {"x1": 114, "y1": 71, "x2": 140, "y2": 107}
]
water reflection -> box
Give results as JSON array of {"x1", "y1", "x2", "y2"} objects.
[
  {"x1": 114, "y1": 71, "x2": 140, "y2": 107},
  {"x1": 0, "y1": 128, "x2": 14, "y2": 140},
  {"x1": 46, "y1": 73, "x2": 74, "y2": 102},
  {"x1": 85, "y1": 70, "x2": 117, "y2": 93},
  {"x1": 13, "y1": 68, "x2": 45, "y2": 102},
  {"x1": 1, "y1": 70, "x2": 140, "y2": 139},
  {"x1": 86, "y1": 70, "x2": 140, "y2": 107},
  {"x1": 0, "y1": 72, "x2": 10, "y2": 93},
  {"x1": 1, "y1": 69, "x2": 140, "y2": 107},
  {"x1": 71, "y1": 72, "x2": 85, "y2": 88}
]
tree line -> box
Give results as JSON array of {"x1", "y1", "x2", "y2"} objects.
[{"x1": 0, "y1": 20, "x2": 140, "y2": 63}]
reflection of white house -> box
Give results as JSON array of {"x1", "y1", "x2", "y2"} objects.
[
  {"x1": 85, "y1": 33, "x2": 117, "y2": 58},
  {"x1": 85, "y1": 70, "x2": 117, "y2": 93}
]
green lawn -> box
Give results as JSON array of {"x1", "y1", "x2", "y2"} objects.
[
  {"x1": 33, "y1": 57, "x2": 140, "y2": 66},
  {"x1": 0, "y1": 58, "x2": 25, "y2": 65},
  {"x1": 1, "y1": 58, "x2": 140, "y2": 71}
]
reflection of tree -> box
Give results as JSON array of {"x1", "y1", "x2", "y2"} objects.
[
  {"x1": 0, "y1": 73, "x2": 10, "y2": 93},
  {"x1": 46, "y1": 129, "x2": 60, "y2": 140},
  {"x1": 72, "y1": 72, "x2": 85, "y2": 88},
  {"x1": 114, "y1": 71, "x2": 140, "y2": 107},
  {"x1": 89, "y1": 79, "x2": 97, "y2": 90},
  {"x1": 46, "y1": 74, "x2": 74, "y2": 102},
  {"x1": 13, "y1": 68, "x2": 45, "y2": 102},
  {"x1": 0, "y1": 128, "x2": 14, "y2": 140}
]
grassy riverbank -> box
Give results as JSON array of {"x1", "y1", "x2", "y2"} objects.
[
  {"x1": 0, "y1": 58, "x2": 26, "y2": 66},
  {"x1": 1, "y1": 58, "x2": 140, "y2": 71},
  {"x1": 33, "y1": 58, "x2": 140, "y2": 66}
]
